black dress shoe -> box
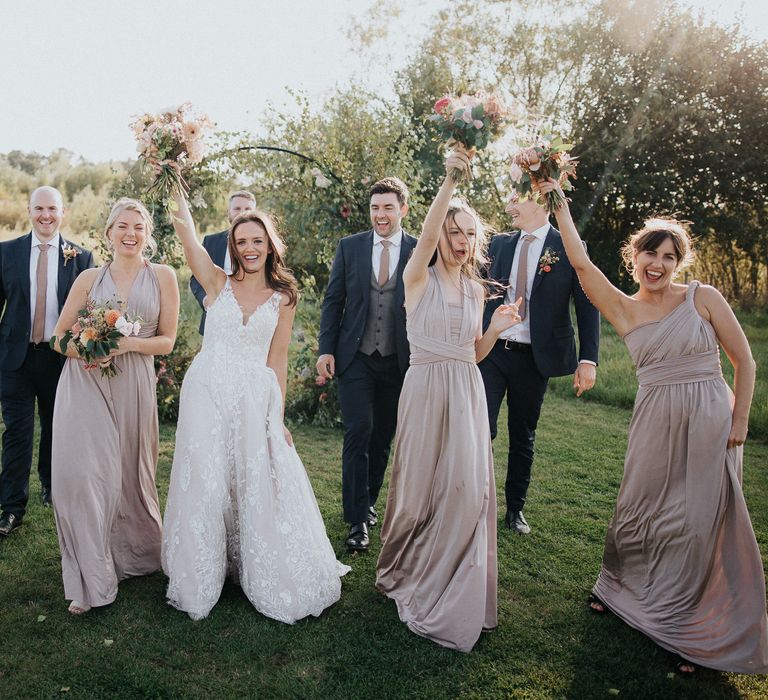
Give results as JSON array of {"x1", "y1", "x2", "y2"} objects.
[
  {"x1": 504, "y1": 510, "x2": 531, "y2": 535},
  {"x1": 366, "y1": 506, "x2": 378, "y2": 528},
  {"x1": 345, "y1": 522, "x2": 369, "y2": 552},
  {"x1": 0, "y1": 512, "x2": 22, "y2": 536},
  {"x1": 41, "y1": 487, "x2": 52, "y2": 508}
]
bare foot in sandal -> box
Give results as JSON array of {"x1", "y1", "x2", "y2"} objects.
[
  {"x1": 674, "y1": 656, "x2": 695, "y2": 675},
  {"x1": 68, "y1": 601, "x2": 91, "y2": 615},
  {"x1": 587, "y1": 593, "x2": 609, "y2": 614}
]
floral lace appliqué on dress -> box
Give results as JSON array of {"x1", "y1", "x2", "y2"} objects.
[{"x1": 162, "y1": 281, "x2": 349, "y2": 622}]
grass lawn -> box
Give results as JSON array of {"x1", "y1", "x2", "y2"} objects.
[{"x1": 1, "y1": 394, "x2": 767, "y2": 699}]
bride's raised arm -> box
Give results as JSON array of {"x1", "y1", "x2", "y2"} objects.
[
  {"x1": 169, "y1": 189, "x2": 226, "y2": 301},
  {"x1": 402, "y1": 149, "x2": 471, "y2": 309}
]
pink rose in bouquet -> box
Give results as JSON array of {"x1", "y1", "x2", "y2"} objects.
[{"x1": 428, "y1": 92, "x2": 515, "y2": 182}]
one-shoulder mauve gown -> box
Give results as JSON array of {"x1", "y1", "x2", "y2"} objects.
[{"x1": 593, "y1": 280, "x2": 768, "y2": 673}]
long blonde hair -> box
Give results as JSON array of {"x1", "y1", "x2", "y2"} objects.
[{"x1": 430, "y1": 197, "x2": 495, "y2": 296}]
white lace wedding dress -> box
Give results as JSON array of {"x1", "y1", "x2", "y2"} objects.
[{"x1": 161, "y1": 280, "x2": 349, "y2": 622}]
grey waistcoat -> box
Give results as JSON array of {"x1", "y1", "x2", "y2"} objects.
[{"x1": 359, "y1": 269, "x2": 398, "y2": 357}]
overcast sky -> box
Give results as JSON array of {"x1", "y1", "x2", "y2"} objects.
[{"x1": 1, "y1": 0, "x2": 765, "y2": 162}]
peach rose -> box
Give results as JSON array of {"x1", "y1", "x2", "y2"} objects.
[
  {"x1": 483, "y1": 94, "x2": 505, "y2": 118},
  {"x1": 80, "y1": 327, "x2": 99, "y2": 344},
  {"x1": 105, "y1": 309, "x2": 121, "y2": 327}
]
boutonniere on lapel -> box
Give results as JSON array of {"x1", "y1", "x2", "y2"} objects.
[
  {"x1": 62, "y1": 243, "x2": 81, "y2": 267},
  {"x1": 538, "y1": 247, "x2": 560, "y2": 275}
]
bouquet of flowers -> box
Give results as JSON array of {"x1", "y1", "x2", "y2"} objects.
[
  {"x1": 509, "y1": 135, "x2": 578, "y2": 212},
  {"x1": 428, "y1": 92, "x2": 513, "y2": 182},
  {"x1": 50, "y1": 300, "x2": 142, "y2": 378},
  {"x1": 130, "y1": 103, "x2": 214, "y2": 203}
]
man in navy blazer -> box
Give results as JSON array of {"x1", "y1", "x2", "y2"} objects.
[
  {"x1": 317, "y1": 177, "x2": 416, "y2": 552},
  {"x1": 480, "y1": 190, "x2": 600, "y2": 535},
  {"x1": 0, "y1": 186, "x2": 94, "y2": 536},
  {"x1": 189, "y1": 190, "x2": 256, "y2": 334}
]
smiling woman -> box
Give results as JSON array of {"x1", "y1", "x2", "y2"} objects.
[
  {"x1": 49, "y1": 196, "x2": 180, "y2": 616},
  {"x1": 227, "y1": 211, "x2": 297, "y2": 309},
  {"x1": 537, "y1": 177, "x2": 768, "y2": 675},
  {"x1": 159, "y1": 188, "x2": 348, "y2": 623}
]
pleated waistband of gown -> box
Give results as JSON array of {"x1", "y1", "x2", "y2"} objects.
[
  {"x1": 636, "y1": 350, "x2": 722, "y2": 387},
  {"x1": 408, "y1": 333, "x2": 476, "y2": 365}
]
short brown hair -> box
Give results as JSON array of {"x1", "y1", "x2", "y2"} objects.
[
  {"x1": 621, "y1": 217, "x2": 695, "y2": 280},
  {"x1": 228, "y1": 190, "x2": 256, "y2": 204},
  {"x1": 369, "y1": 177, "x2": 409, "y2": 206}
]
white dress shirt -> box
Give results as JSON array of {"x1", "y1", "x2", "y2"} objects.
[
  {"x1": 29, "y1": 232, "x2": 61, "y2": 342},
  {"x1": 223, "y1": 247, "x2": 232, "y2": 275},
  {"x1": 499, "y1": 224, "x2": 550, "y2": 344},
  {"x1": 371, "y1": 229, "x2": 402, "y2": 281}
]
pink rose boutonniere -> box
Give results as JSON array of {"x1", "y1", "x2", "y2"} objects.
[
  {"x1": 62, "y1": 243, "x2": 81, "y2": 267},
  {"x1": 538, "y1": 247, "x2": 560, "y2": 275}
]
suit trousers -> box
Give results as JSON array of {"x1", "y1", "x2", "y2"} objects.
[
  {"x1": 480, "y1": 340, "x2": 549, "y2": 512},
  {"x1": 0, "y1": 344, "x2": 62, "y2": 517},
  {"x1": 337, "y1": 351, "x2": 402, "y2": 524}
]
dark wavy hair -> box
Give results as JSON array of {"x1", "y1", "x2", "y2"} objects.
[
  {"x1": 621, "y1": 216, "x2": 695, "y2": 281},
  {"x1": 228, "y1": 211, "x2": 298, "y2": 307}
]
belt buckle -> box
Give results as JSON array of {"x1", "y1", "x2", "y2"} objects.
[{"x1": 503, "y1": 338, "x2": 512, "y2": 350}]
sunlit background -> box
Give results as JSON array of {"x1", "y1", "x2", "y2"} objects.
[{"x1": 1, "y1": 0, "x2": 765, "y2": 161}]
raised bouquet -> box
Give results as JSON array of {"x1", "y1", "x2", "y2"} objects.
[
  {"x1": 50, "y1": 300, "x2": 142, "y2": 378},
  {"x1": 130, "y1": 103, "x2": 214, "y2": 203},
  {"x1": 429, "y1": 92, "x2": 513, "y2": 182},
  {"x1": 509, "y1": 135, "x2": 578, "y2": 212}
]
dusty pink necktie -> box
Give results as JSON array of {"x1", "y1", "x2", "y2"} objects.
[
  {"x1": 514, "y1": 234, "x2": 535, "y2": 321},
  {"x1": 31, "y1": 243, "x2": 50, "y2": 344},
  {"x1": 378, "y1": 240, "x2": 392, "y2": 287}
]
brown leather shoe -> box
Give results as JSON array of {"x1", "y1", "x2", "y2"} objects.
[
  {"x1": 345, "y1": 522, "x2": 369, "y2": 552},
  {"x1": 0, "y1": 512, "x2": 22, "y2": 536}
]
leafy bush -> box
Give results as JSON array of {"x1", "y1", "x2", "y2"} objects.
[{"x1": 285, "y1": 281, "x2": 342, "y2": 428}]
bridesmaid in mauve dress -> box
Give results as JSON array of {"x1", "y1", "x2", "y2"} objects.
[
  {"x1": 538, "y1": 177, "x2": 768, "y2": 675},
  {"x1": 51, "y1": 198, "x2": 179, "y2": 615},
  {"x1": 375, "y1": 150, "x2": 522, "y2": 652}
]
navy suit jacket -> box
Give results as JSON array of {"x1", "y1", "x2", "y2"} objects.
[
  {"x1": 189, "y1": 230, "x2": 228, "y2": 335},
  {"x1": 483, "y1": 226, "x2": 599, "y2": 378},
  {"x1": 318, "y1": 229, "x2": 417, "y2": 377},
  {"x1": 0, "y1": 233, "x2": 94, "y2": 371}
]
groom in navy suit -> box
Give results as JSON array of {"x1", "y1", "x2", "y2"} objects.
[
  {"x1": 189, "y1": 190, "x2": 256, "y2": 334},
  {"x1": 481, "y1": 189, "x2": 600, "y2": 534},
  {"x1": 317, "y1": 177, "x2": 416, "y2": 552},
  {"x1": 0, "y1": 186, "x2": 93, "y2": 536}
]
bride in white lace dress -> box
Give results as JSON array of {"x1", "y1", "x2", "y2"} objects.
[{"x1": 162, "y1": 190, "x2": 349, "y2": 623}]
